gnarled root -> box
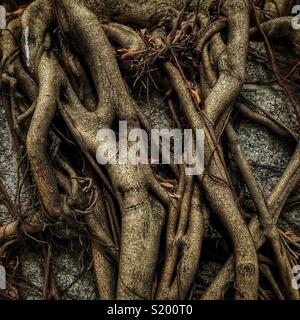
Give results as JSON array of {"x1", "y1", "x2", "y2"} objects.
[{"x1": 1, "y1": 0, "x2": 300, "y2": 301}]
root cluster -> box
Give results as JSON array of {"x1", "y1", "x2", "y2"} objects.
[{"x1": 0, "y1": 0, "x2": 300, "y2": 300}]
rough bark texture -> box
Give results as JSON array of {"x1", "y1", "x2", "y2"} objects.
[{"x1": 0, "y1": 0, "x2": 300, "y2": 300}]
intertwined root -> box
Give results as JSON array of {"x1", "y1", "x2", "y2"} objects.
[{"x1": 0, "y1": 0, "x2": 300, "y2": 300}]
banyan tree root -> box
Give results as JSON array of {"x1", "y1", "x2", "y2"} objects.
[{"x1": 0, "y1": 0, "x2": 300, "y2": 300}]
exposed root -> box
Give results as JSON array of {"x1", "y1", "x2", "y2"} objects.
[{"x1": 0, "y1": 0, "x2": 299, "y2": 301}]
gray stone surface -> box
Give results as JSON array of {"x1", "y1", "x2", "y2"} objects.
[
  {"x1": 0, "y1": 104, "x2": 98, "y2": 300},
  {"x1": 18, "y1": 246, "x2": 98, "y2": 300},
  {"x1": 239, "y1": 42, "x2": 300, "y2": 233},
  {"x1": 0, "y1": 105, "x2": 18, "y2": 226}
]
